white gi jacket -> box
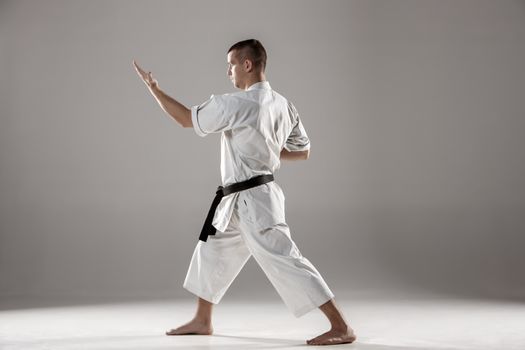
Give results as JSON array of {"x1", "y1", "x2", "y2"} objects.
[{"x1": 190, "y1": 81, "x2": 310, "y2": 232}]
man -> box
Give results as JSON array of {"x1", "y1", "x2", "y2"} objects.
[{"x1": 133, "y1": 39, "x2": 356, "y2": 346}]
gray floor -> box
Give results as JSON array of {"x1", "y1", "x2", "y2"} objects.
[{"x1": 1, "y1": 292, "x2": 524, "y2": 349}]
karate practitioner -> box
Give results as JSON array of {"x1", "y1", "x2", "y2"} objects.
[{"x1": 133, "y1": 39, "x2": 356, "y2": 346}]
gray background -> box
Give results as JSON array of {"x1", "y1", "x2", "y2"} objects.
[{"x1": 1, "y1": 0, "x2": 524, "y2": 303}]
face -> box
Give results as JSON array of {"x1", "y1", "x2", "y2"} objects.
[{"x1": 227, "y1": 50, "x2": 247, "y2": 89}]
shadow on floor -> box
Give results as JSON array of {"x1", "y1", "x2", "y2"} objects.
[{"x1": 0, "y1": 332, "x2": 465, "y2": 350}]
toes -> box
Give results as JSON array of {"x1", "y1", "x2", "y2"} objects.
[
  {"x1": 306, "y1": 338, "x2": 319, "y2": 345},
  {"x1": 307, "y1": 335, "x2": 352, "y2": 345}
]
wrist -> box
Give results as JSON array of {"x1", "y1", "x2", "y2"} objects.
[
  {"x1": 150, "y1": 83, "x2": 160, "y2": 93},
  {"x1": 149, "y1": 84, "x2": 163, "y2": 100}
]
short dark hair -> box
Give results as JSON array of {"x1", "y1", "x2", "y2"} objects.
[{"x1": 227, "y1": 39, "x2": 267, "y2": 72}]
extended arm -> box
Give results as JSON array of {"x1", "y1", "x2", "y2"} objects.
[
  {"x1": 149, "y1": 85, "x2": 192, "y2": 128},
  {"x1": 133, "y1": 60, "x2": 192, "y2": 128},
  {"x1": 280, "y1": 148, "x2": 310, "y2": 160}
]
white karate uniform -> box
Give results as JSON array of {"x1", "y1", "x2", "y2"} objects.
[{"x1": 183, "y1": 81, "x2": 334, "y2": 317}]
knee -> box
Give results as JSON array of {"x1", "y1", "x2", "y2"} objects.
[{"x1": 248, "y1": 225, "x2": 301, "y2": 259}]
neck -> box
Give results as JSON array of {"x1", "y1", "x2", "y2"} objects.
[{"x1": 242, "y1": 73, "x2": 266, "y2": 90}]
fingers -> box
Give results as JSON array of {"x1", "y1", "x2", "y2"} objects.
[
  {"x1": 133, "y1": 59, "x2": 143, "y2": 72},
  {"x1": 133, "y1": 59, "x2": 140, "y2": 72},
  {"x1": 133, "y1": 60, "x2": 152, "y2": 79},
  {"x1": 133, "y1": 59, "x2": 158, "y2": 88},
  {"x1": 133, "y1": 60, "x2": 146, "y2": 78}
]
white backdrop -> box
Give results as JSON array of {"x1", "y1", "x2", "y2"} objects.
[{"x1": 1, "y1": 0, "x2": 524, "y2": 301}]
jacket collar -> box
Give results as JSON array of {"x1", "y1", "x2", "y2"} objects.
[{"x1": 246, "y1": 80, "x2": 271, "y2": 91}]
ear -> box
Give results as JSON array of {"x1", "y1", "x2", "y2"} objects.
[{"x1": 243, "y1": 59, "x2": 253, "y2": 73}]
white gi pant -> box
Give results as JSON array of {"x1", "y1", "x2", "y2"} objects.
[{"x1": 183, "y1": 199, "x2": 335, "y2": 318}]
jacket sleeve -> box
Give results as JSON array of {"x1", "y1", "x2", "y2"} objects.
[
  {"x1": 191, "y1": 94, "x2": 253, "y2": 136},
  {"x1": 284, "y1": 102, "x2": 311, "y2": 151}
]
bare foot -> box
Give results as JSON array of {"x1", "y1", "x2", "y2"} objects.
[
  {"x1": 165, "y1": 318, "x2": 213, "y2": 336},
  {"x1": 306, "y1": 326, "x2": 356, "y2": 346}
]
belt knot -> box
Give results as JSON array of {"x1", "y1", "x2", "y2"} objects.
[{"x1": 198, "y1": 174, "x2": 274, "y2": 242}]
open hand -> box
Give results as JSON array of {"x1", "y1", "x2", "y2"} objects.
[{"x1": 133, "y1": 60, "x2": 159, "y2": 90}]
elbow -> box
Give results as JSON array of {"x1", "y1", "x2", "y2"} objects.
[{"x1": 304, "y1": 149, "x2": 310, "y2": 160}]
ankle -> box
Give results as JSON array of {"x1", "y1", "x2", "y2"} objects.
[
  {"x1": 330, "y1": 322, "x2": 349, "y2": 332},
  {"x1": 193, "y1": 316, "x2": 212, "y2": 325}
]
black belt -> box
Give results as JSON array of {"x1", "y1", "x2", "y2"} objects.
[{"x1": 199, "y1": 174, "x2": 274, "y2": 242}]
